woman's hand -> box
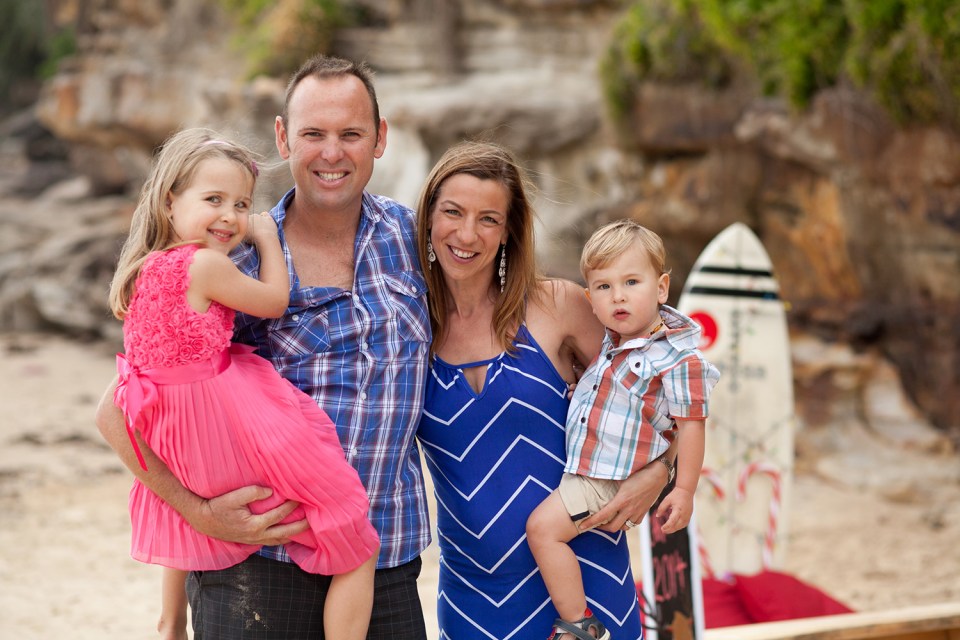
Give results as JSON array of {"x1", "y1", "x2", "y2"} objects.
[{"x1": 578, "y1": 459, "x2": 670, "y2": 533}]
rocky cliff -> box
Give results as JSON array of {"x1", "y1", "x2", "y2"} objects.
[{"x1": 1, "y1": 0, "x2": 956, "y2": 443}]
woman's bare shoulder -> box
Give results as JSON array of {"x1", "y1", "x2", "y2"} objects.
[
  {"x1": 527, "y1": 278, "x2": 595, "y2": 336},
  {"x1": 531, "y1": 278, "x2": 587, "y2": 313}
]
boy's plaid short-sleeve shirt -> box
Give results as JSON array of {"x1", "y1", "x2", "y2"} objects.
[{"x1": 564, "y1": 305, "x2": 720, "y2": 480}]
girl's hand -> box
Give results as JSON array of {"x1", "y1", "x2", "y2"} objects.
[{"x1": 247, "y1": 211, "x2": 278, "y2": 245}]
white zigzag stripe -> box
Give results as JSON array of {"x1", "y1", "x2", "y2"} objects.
[
  {"x1": 420, "y1": 397, "x2": 565, "y2": 460},
  {"x1": 428, "y1": 471, "x2": 555, "y2": 539},
  {"x1": 422, "y1": 432, "x2": 563, "y2": 502},
  {"x1": 585, "y1": 593, "x2": 639, "y2": 630},
  {"x1": 435, "y1": 528, "x2": 632, "y2": 603},
  {"x1": 499, "y1": 362, "x2": 567, "y2": 399},
  {"x1": 439, "y1": 554, "x2": 542, "y2": 607},
  {"x1": 437, "y1": 588, "x2": 552, "y2": 640},
  {"x1": 438, "y1": 528, "x2": 530, "y2": 575},
  {"x1": 436, "y1": 585, "x2": 640, "y2": 639},
  {"x1": 428, "y1": 363, "x2": 465, "y2": 391}
]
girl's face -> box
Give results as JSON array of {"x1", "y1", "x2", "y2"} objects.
[
  {"x1": 167, "y1": 157, "x2": 254, "y2": 254},
  {"x1": 429, "y1": 173, "x2": 509, "y2": 289},
  {"x1": 585, "y1": 242, "x2": 670, "y2": 343}
]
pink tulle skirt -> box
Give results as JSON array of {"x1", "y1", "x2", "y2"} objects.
[{"x1": 117, "y1": 344, "x2": 379, "y2": 574}]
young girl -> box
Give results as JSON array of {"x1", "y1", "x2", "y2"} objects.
[{"x1": 107, "y1": 128, "x2": 379, "y2": 639}]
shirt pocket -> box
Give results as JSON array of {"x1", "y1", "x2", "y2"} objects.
[
  {"x1": 264, "y1": 308, "x2": 332, "y2": 356},
  {"x1": 623, "y1": 349, "x2": 655, "y2": 386},
  {"x1": 382, "y1": 270, "x2": 430, "y2": 344}
]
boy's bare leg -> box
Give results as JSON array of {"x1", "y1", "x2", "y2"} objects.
[{"x1": 527, "y1": 491, "x2": 587, "y2": 621}]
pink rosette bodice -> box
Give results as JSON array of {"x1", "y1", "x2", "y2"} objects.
[{"x1": 123, "y1": 244, "x2": 235, "y2": 369}]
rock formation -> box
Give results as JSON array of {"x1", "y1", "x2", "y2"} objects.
[{"x1": 1, "y1": 0, "x2": 957, "y2": 441}]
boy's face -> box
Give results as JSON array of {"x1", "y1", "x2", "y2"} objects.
[{"x1": 585, "y1": 242, "x2": 669, "y2": 343}]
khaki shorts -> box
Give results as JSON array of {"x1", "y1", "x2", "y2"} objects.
[{"x1": 557, "y1": 472, "x2": 621, "y2": 531}]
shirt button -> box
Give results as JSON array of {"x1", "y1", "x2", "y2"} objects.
[
  {"x1": 606, "y1": 353, "x2": 613, "y2": 360},
  {"x1": 593, "y1": 384, "x2": 598, "y2": 391},
  {"x1": 361, "y1": 342, "x2": 368, "y2": 350},
  {"x1": 580, "y1": 417, "x2": 587, "y2": 424},
  {"x1": 351, "y1": 447, "x2": 359, "y2": 457},
  {"x1": 359, "y1": 392, "x2": 367, "y2": 401},
  {"x1": 291, "y1": 314, "x2": 299, "y2": 321}
]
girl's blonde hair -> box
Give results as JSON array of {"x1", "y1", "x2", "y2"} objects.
[
  {"x1": 108, "y1": 128, "x2": 259, "y2": 319},
  {"x1": 580, "y1": 219, "x2": 670, "y2": 279},
  {"x1": 416, "y1": 141, "x2": 541, "y2": 354}
]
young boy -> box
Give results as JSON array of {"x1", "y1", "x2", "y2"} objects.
[{"x1": 527, "y1": 219, "x2": 720, "y2": 640}]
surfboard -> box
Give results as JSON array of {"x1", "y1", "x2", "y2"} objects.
[
  {"x1": 677, "y1": 222, "x2": 795, "y2": 578},
  {"x1": 639, "y1": 477, "x2": 706, "y2": 640}
]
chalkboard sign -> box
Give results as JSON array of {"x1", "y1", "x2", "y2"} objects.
[{"x1": 638, "y1": 478, "x2": 705, "y2": 640}]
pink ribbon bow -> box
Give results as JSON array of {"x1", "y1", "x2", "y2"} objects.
[{"x1": 114, "y1": 353, "x2": 155, "y2": 471}]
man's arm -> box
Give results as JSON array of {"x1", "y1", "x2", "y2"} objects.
[{"x1": 96, "y1": 377, "x2": 307, "y2": 545}]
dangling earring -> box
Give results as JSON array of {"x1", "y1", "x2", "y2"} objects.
[
  {"x1": 427, "y1": 239, "x2": 436, "y2": 270},
  {"x1": 499, "y1": 244, "x2": 507, "y2": 293}
]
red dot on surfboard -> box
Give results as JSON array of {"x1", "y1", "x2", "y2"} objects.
[{"x1": 689, "y1": 311, "x2": 718, "y2": 350}]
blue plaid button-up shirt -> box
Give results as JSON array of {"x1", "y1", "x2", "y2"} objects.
[{"x1": 233, "y1": 189, "x2": 432, "y2": 569}]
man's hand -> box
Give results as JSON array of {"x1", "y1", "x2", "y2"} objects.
[
  {"x1": 191, "y1": 486, "x2": 309, "y2": 546},
  {"x1": 579, "y1": 460, "x2": 669, "y2": 532}
]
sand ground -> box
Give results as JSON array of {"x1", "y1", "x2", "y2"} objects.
[{"x1": 1, "y1": 332, "x2": 957, "y2": 639}]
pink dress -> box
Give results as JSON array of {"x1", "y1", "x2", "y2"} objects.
[{"x1": 114, "y1": 244, "x2": 379, "y2": 573}]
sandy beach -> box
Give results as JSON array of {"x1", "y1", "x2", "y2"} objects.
[{"x1": 1, "y1": 331, "x2": 958, "y2": 639}]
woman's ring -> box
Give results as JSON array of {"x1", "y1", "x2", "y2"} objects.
[{"x1": 624, "y1": 519, "x2": 637, "y2": 529}]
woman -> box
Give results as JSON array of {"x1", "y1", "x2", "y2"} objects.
[{"x1": 416, "y1": 141, "x2": 671, "y2": 639}]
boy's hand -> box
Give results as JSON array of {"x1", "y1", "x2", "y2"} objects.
[{"x1": 656, "y1": 487, "x2": 694, "y2": 534}]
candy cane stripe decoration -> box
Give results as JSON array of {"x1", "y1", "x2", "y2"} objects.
[
  {"x1": 697, "y1": 467, "x2": 727, "y2": 579},
  {"x1": 736, "y1": 462, "x2": 782, "y2": 570}
]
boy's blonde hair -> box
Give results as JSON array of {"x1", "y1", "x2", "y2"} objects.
[
  {"x1": 108, "y1": 128, "x2": 260, "y2": 319},
  {"x1": 580, "y1": 219, "x2": 669, "y2": 280}
]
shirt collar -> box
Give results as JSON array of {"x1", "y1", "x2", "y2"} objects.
[
  {"x1": 604, "y1": 305, "x2": 703, "y2": 352},
  {"x1": 270, "y1": 188, "x2": 383, "y2": 227}
]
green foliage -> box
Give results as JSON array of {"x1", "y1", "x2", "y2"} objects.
[
  {"x1": 219, "y1": 0, "x2": 358, "y2": 78},
  {"x1": 846, "y1": 0, "x2": 960, "y2": 125},
  {"x1": 0, "y1": 0, "x2": 75, "y2": 103},
  {"x1": 603, "y1": 0, "x2": 960, "y2": 128},
  {"x1": 599, "y1": 0, "x2": 733, "y2": 125}
]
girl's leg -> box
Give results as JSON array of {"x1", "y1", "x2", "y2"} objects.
[
  {"x1": 526, "y1": 491, "x2": 586, "y2": 622},
  {"x1": 158, "y1": 567, "x2": 189, "y2": 640},
  {"x1": 323, "y1": 550, "x2": 379, "y2": 640}
]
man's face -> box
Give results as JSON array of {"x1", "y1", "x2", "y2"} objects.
[{"x1": 275, "y1": 74, "x2": 387, "y2": 218}]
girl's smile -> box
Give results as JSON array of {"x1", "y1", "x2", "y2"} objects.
[{"x1": 166, "y1": 157, "x2": 254, "y2": 255}]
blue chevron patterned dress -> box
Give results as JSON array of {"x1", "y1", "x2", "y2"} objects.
[{"x1": 418, "y1": 325, "x2": 643, "y2": 639}]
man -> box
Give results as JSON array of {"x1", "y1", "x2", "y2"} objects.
[{"x1": 97, "y1": 55, "x2": 431, "y2": 638}]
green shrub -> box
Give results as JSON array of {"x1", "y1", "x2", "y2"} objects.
[
  {"x1": 219, "y1": 0, "x2": 357, "y2": 78},
  {"x1": 0, "y1": 0, "x2": 75, "y2": 104},
  {"x1": 846, "y1": 0, "x2": 960, "y2": 125},
  {"x1": 599, "y1": 0, "x2": 733, "y2": 125},
  {"x1": 603, "y1": 0, "x2": 960, "y2": 128}
]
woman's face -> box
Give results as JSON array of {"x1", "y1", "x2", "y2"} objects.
[{"x1": 430, "y1": 173, "x2": 510, "y2": 288}]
